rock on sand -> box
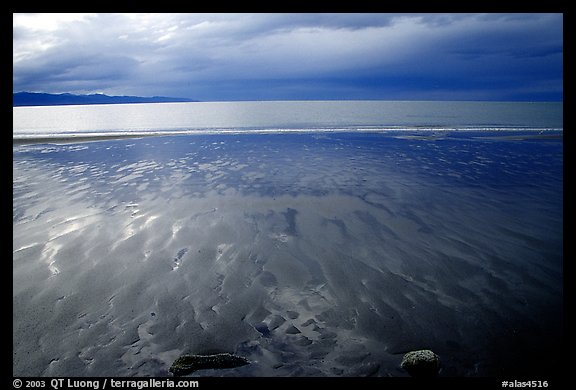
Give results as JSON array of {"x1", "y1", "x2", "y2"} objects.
[
  {"x1": 400, "y1": 349, "x2": 440, "y2": 377},
  {"x1": 169, "y1": 353, "x2": 250, "y2": 376}
]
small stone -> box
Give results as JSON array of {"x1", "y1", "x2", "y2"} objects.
[{"x1": 400, "y1": 349, "x2": 440, "y2": 377}]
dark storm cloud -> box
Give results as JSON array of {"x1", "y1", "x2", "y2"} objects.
[{"x1": 13, "y1": 13, "x2": 563, "y2": 101}]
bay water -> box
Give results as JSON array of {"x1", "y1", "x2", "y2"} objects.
[{"x1": 13, "y1": 100, "x2": 563, "y2": 139}]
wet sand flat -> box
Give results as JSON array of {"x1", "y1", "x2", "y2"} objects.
[{"x1": 13, "y1": 132, "x2": 563, "y2": 377}]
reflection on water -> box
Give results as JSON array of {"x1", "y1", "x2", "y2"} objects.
[{"x1": 13, "y1": 132, "x2": 562, "y2": 377}]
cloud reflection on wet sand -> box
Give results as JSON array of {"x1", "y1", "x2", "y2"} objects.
[{"x1": 13, "y1": 132, "x2": 562, "y2": 377}]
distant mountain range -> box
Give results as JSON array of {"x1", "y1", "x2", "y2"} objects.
[{"x1": 13, "y1": 92, "x2": 197, "y2": 106}]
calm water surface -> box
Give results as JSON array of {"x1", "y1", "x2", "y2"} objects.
[{"x1": 13, "y1": 100, "x2": 563, "y2": 138}]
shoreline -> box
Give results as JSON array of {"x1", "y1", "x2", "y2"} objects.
[
  {"x1": 12, "y1": 133, "x2": 161, "y2": 145},
  {"x1": 12, "y1": 128, "x2": 564, "y2": 146}
]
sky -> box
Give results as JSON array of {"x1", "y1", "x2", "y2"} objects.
[{"x1": 13, "y1": 13, "x2": 563, "y2": 101}]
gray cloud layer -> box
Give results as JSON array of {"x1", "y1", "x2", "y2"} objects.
[{"x1": 13, "y1": 13, "x2": 563, "y2": 101}]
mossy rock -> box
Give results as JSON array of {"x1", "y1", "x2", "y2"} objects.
[
  {"x1": 400, "y1": 349, "x2": 440, "y2": 377},
  {"x1": 169, "y1": 353, "x2": 250, "y2": 376}
]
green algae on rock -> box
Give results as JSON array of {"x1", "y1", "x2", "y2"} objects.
[
  {"x1": 169, "y1": 353, "x2": 250, "y2": 376},
  {"x1": 400, "y1": 349, "x2": 440, "y2": 377}
]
